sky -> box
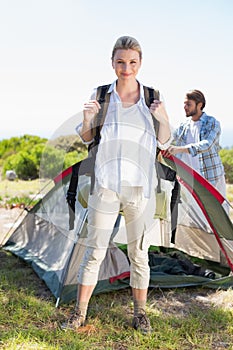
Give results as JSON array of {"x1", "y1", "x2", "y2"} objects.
[{"x1": 1, "y1": 0, "x2": 233, "y2": 147}]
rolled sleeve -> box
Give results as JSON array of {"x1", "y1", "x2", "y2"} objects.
[
  {"x1": 75, "y1": 87, "x2": 97, "y2": 145},
  {"x1": 157, "y1": 134, "x2": 173, "y2": 150},
  {"x1": 76, "y1": 123, "x2": 94, "y2": 145},
  {"x1": 189, "y1": 145, "x2": 198, "y2": 156}
]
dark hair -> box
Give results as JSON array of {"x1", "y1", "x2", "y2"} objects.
[
  {"x1": 111, "y1": 36, "x2": 142, "y2": 60},
  {"x1": 186, "y1": 89, "x2": 206, "y2": 110}
]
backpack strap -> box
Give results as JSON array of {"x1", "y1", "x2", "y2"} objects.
[
  {"x1": 143, "y1": 86, "x2": 162, "y2": 193},
  {"x1": 144, "y1": 86, "x2": 180, "y2": 241},
  {"x1": 92, "y1": 84, "x2": 111, "y2": 141},
  {"x1": 143, "y1": 86, "x2": 160, "y2": 138},
  {"x1": 93, "y1": 85, "x2": 159, "y2": 140},
  {"x1": 66, "y1": 85, "x2": 110, "y2": 229},
  {"x1": 86, "y1": 84, "x2": 110, "y2": 194},
  {"x1": 170, "y1": 179, "x2": 181, "y2": 244},
  {"x1": 66, "y1": 162, "x2": 81, "y2": 230}
]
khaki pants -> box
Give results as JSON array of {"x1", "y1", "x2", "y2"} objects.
[{"x1": 77, "y1": 186, "x2": 155, "y2": 289}]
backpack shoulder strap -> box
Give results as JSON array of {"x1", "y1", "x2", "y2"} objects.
[
  {"x1": 67, "y1": 84, "x2": 111, "y2": 229},
  {"x1": 144, "y1": 86, "x2": 180, "y2": 241},
  {"x1": 96, "y1": 84, "x2": 111, "y2": 102},
  {"x1": 143, "y1": 86, "x2": 160, "y2": 139},
  {"x1": 92, "y1": 84, "x2": 111, "y2": 140},
  {"x1": 143, "y1": 85, "x2": 160, "y2": 105}
]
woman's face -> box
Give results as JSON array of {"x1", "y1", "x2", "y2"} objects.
[{"x1": 112, "y1": 49, "x2": 141, "y2": 81}]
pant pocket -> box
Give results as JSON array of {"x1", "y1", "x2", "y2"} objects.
[{"x1": 140, "y1": 226, "x2": 150, "y2": 251}]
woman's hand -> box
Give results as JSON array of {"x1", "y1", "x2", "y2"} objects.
[
  {"x1": 80, "y1": 100, "x2": 101, "y2": 142},
  {"x1": 149, "y1": 100, "x2": 169, "y2": 123},
  {"x1": 83, "y1": 100, "x2": 101, "y2": 122},
  {"x1": 150, "y1": 100, "x2": 171, "y2": 145}
]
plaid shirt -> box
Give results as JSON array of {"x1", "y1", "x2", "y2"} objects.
[{"x1": 173, "y1": 112, "x2": 225, "y2": 185}]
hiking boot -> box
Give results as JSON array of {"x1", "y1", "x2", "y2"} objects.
[
  {"x1": 61, "y1": 309, "x2": 85, "y2": 331},
  {"x1": 132, "y1": 310, "x2": 152, "y2": 334}
]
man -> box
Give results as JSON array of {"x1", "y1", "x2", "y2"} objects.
[{"x1": 165, "y1": 89, "x2": 227, "y2": 201}]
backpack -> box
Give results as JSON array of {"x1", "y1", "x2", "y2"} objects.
[
  {"x1": 66, "y1": 84, "x2": 180, "y2": 242},
  {"x1": 88, "y1": 84, "x2": 160, "y2": 194}
]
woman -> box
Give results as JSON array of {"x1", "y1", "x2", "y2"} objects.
[{"x1": 62, "y1": 36, "x2": 172, "y2": 334}]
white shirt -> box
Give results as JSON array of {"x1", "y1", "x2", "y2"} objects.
[
  {"x1": 181, "y1": 120, "x2": 201, "y2": 173},
  {"x1": 77, "y1": 81, "x2": 172, "y2": 198}
]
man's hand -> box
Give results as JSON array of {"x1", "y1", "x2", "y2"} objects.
[{"x1": 163, "y1": 145, "x2": 189, "y2": 157}]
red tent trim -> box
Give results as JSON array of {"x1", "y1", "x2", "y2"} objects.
[
  {"x1": 176, "y1": 168, "x2": 233, "y2": 271},
  {"x1": 54, "y1": 166, "x2": 72, "y2": 184},
  {"x1": 162, "y1": 152, "x2": 225, "y2": 204},
  {"x1": 162, "y1": 153, "x2": 232, "y2": 270},
  {"x1": 109, "y1": 271, "x2": 130, "y2": 284}
]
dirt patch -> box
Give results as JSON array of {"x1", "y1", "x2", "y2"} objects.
[{"x1": 147, "y1": 287, "x2": 233, "y2": 315}]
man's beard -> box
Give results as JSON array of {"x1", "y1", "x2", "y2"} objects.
[{"x1": 186, "y1": 106, "x2": 198, "y2": 117}]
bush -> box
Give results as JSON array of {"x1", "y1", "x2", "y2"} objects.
[
  {"x1": 40, "y1": 146, "x2": 67, "y2": 179},
  {"x1": 40, "y1": 146, "x2": 87, "y2": 179},
  {"x1": 219, "y1": 148, "x2": 233, "y2": 183},
  {"x1": 0, "y1": 135, "x2": 47, "y2": 160},
  {"x1": 1, "y1": 135, "x2": 88, "y2": 181},
  {"x1": 63, "y1": 150, "x2": 88, "y2": 169},
  {"x1": 3, "y1": 151, "x2": 38, "y2": 180}
]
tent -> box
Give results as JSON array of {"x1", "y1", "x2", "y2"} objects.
[{"x1": 3, "y1": 155, "x2": 233, "y2": 306}]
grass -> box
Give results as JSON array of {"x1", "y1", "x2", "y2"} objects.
[
  {"x1": 3, "y1": 195, "x2": 39, "y2": 208},
  {"x1": 0, "y1": 177, "x2": 232, "y2": 204},
  {"x1": 0, "y1": 250, "x2": 233, "y2": 350},
  {"x1": 0, "y1": 178, "x2": 53, "y2": 208},
  {"x1": 0, "y1": 178, "x2": 42, "y2": 197}
]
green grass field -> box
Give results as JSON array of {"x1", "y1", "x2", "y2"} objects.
[
  {"x1": 1, "y1": 178, "x2": 232, "y2": 203},
  {"x1": 0, "y1": 178, "x2": 51, "y2": 198},
  {"x1": 0, "y1": 249, "x2": 233, "y2": 350},
  {"x1": 0, "y1": 178, "x2": 53, "y2": 208}
]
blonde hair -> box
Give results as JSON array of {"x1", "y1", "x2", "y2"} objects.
[{"x1": 111, "y1": 36, "x2": 142, "y2": 60}]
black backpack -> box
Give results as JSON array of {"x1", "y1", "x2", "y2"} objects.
[
  {"x1": 66, "y1": 84, "x2": 180, "y2": 242},
  {"x1": 88, "y1": 84, "x2": 160, "y2": 194}
]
